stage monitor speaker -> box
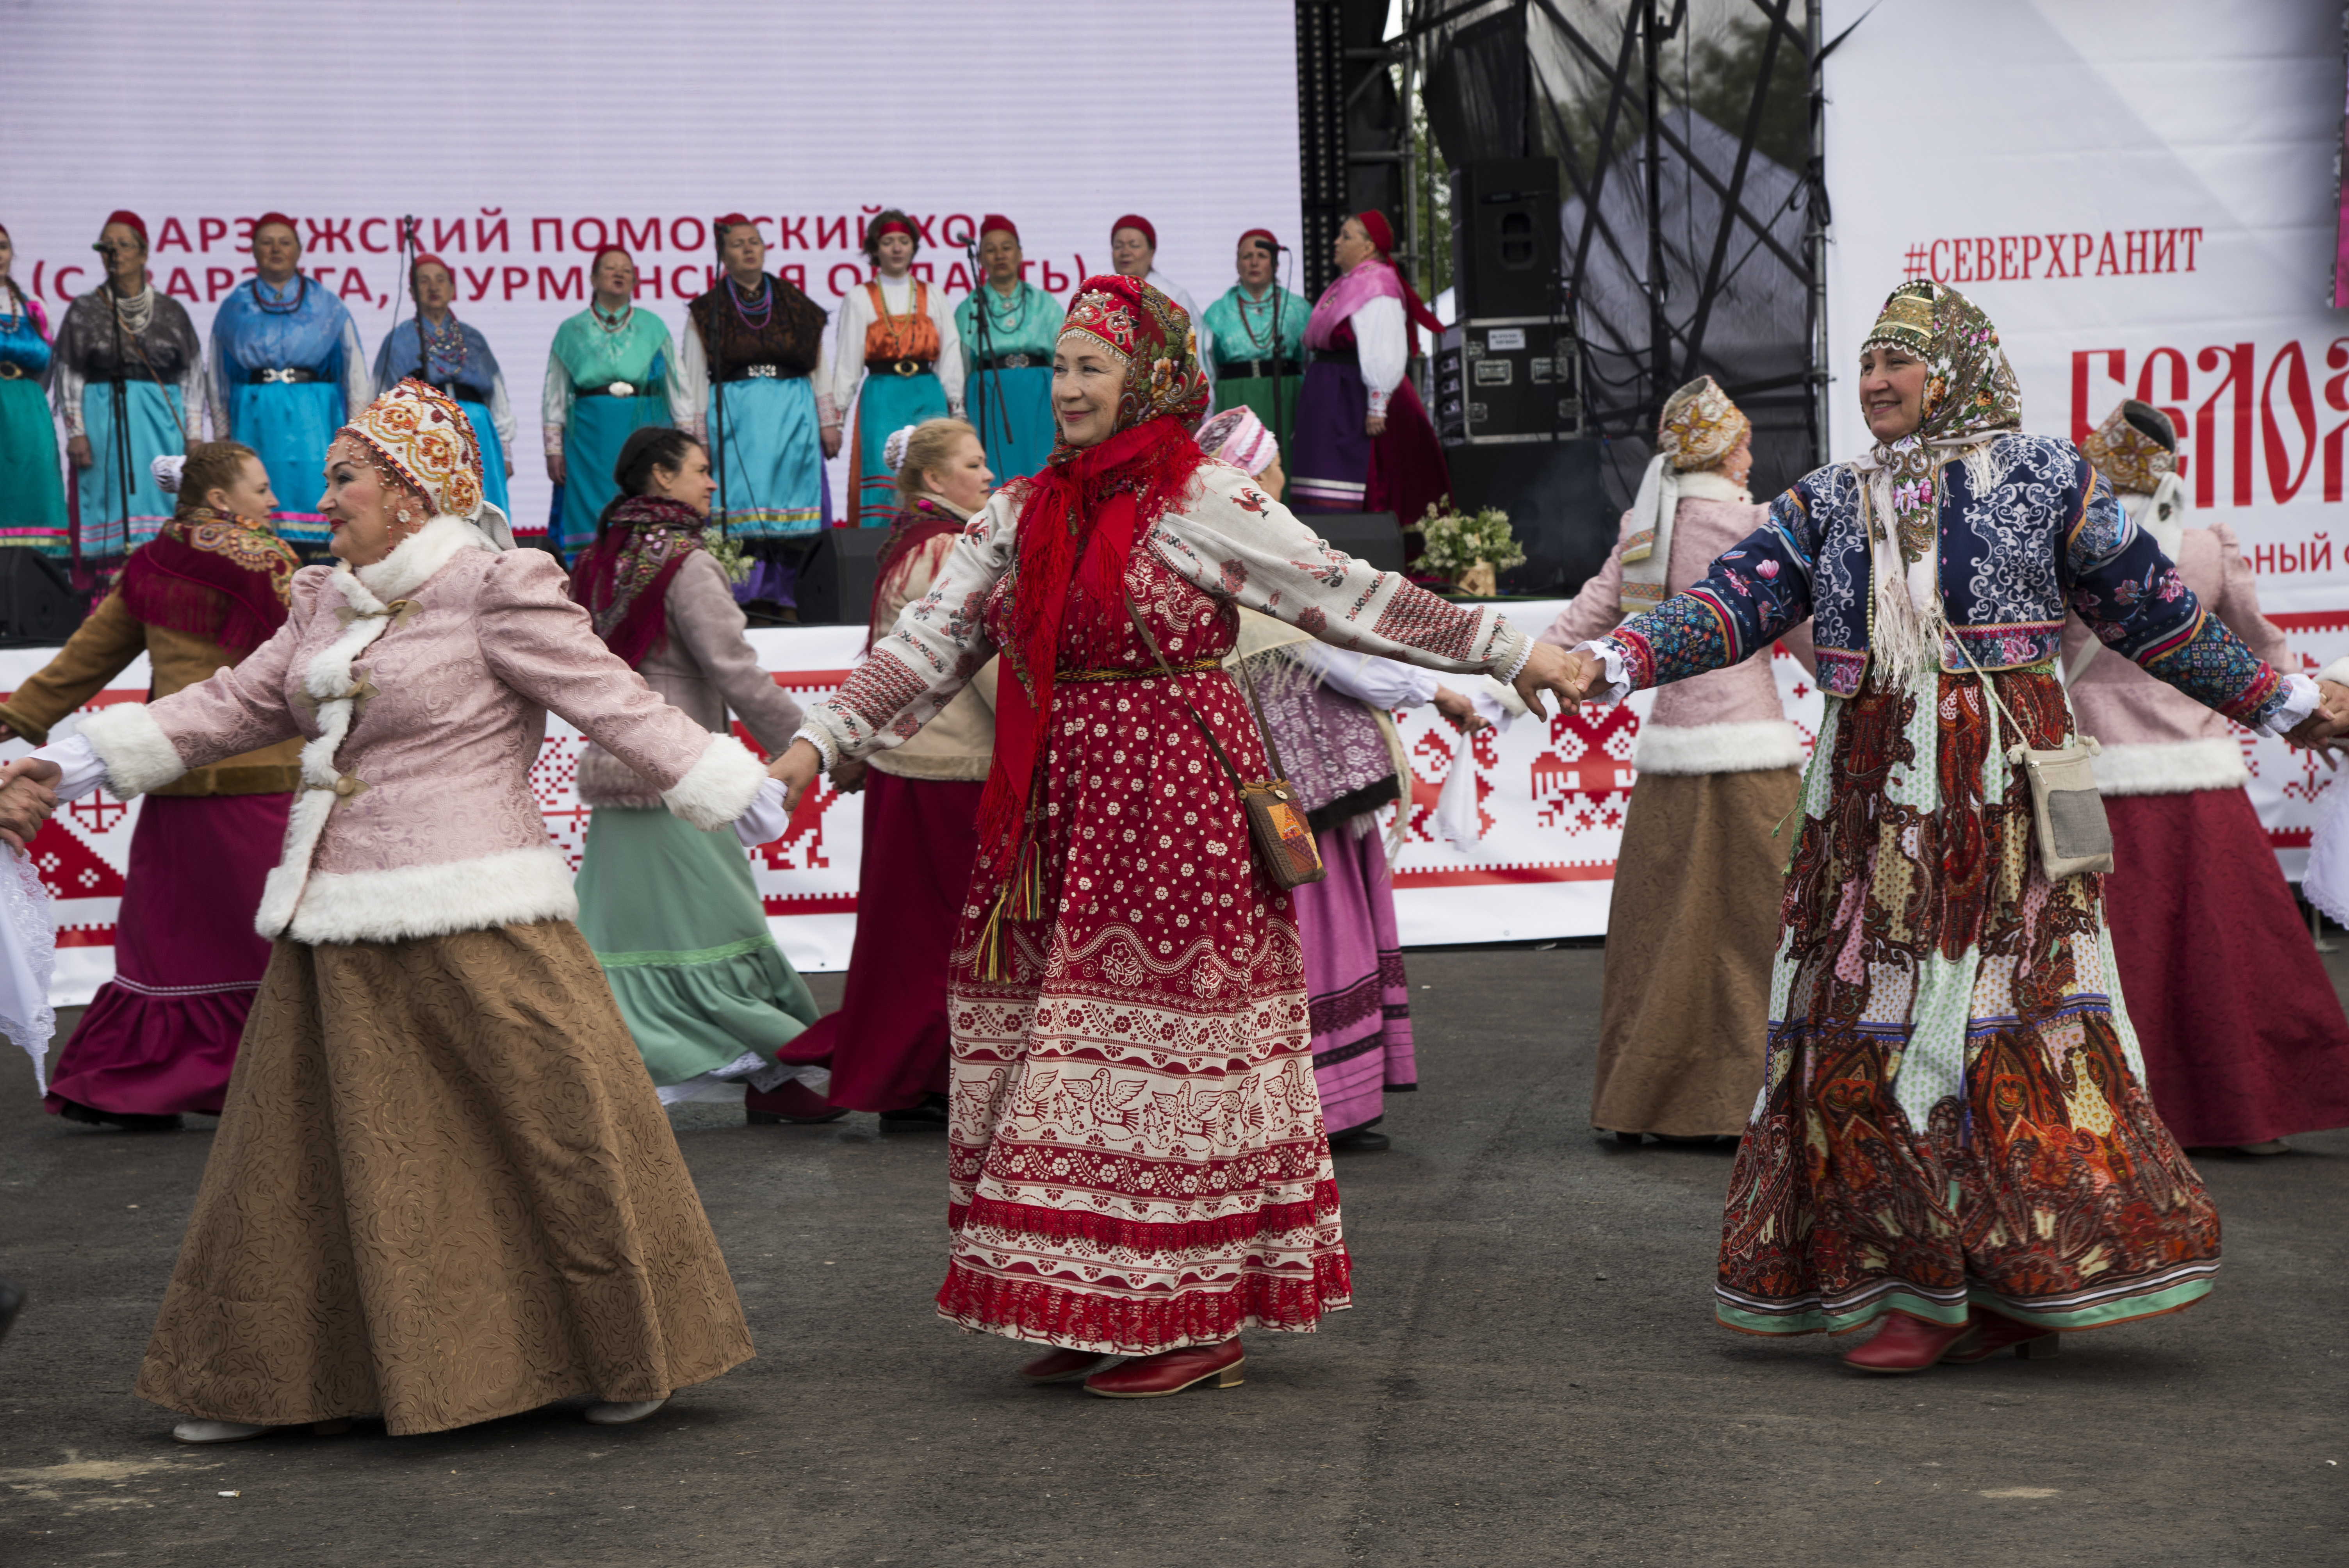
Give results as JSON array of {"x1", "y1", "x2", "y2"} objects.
[
  {"x1": 1304, "y1": 511, "x2": 1404, "y2": 575},
  {"x1": 0, "y1": 549, "x2": 89, "y2": 647},
  {"x1": 791, "y1": 528, "x2": 892, "y2": 627},
  {"x1": 1449, "y1": 159, "x2": 1562, "y2": 321},
  {"x1": 1434, "y1": 320, "x2": 1583, "y2": 445}
]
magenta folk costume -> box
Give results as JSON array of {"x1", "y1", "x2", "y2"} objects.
[
  {"x1": 0, "y1": 502, "x2": 301, "y2": 1126},
  {"x1": 1288, "y1": 212, "x2": 1451, "y2": 530},
  {"x1": 797, "y1": 278, "x2": 1530, "y2": 1355},
  {"x1": 2061, "y1": 403, "x2": 2349, "y2": 1150},
  {"x1": 36, "y1": 382, "x2": 772, "y2": 1436}
]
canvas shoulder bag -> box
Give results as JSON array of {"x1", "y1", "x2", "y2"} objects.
[{"x1": 1952, "y1": 638, "x2": 2114, "y2": 880}]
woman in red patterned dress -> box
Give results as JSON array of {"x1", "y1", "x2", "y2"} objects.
[{"x1": 771, "y1": 276, "x2": 1577, "y2": 1398}]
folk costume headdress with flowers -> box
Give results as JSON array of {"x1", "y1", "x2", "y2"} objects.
[
  {"x1": 1618, "y1": 375, "x2": 1751, "y2": 613},
  {"x1": 1850, "y1": 279, "x2": 2023, "y2": 678},
  {"x1": 339, "y1": 376, "x2": 515, "y2": 549},
  {"x1": 2081, "y1": 398, "x2": 2189, "y2": 561},
  {"x1": 975, "y1": 274, "x2": 1211, "y2": 908}
]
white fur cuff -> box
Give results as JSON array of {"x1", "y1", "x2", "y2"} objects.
[
  {"x1": 661, "y1": 732, "x2": 768, "y2": 830},
  {"x1": 1634, "y1": 719, "x2": 1807, "y2": 777},
  {"x1": 2317, "y1": 657, "x2": 2349, "y2": 689},
  {"x1": 77, "y1": 704, "x2": 188, "y2": 798},
  {"x1": 2090, "y1": 738, "x2": 2250, "y2": 797},
  {"x1": 282, "y1": 845, "x2": 579, "y2": 945}
]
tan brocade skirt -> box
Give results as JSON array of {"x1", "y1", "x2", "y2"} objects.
[
  {"x1": 136, "y1": 921, "x2": 754, "y2": 1436},
  {"x1": 1591, "y1": 768, "x2": 1800, "y2": 1138}
]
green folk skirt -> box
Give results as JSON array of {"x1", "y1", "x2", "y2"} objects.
[{"x1": 574, "y1": 806, "x2": 818, "y2": 1089}]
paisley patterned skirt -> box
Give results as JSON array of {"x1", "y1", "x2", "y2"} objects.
[{"x1": 1715, "y1": 668, "x2": 2221, "y2": 1337}]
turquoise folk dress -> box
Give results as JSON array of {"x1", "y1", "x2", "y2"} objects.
[
  {"x1": 681, "y1": 275, "x2": 829, "y2": 543},
  {"x1": 0, "y1": 290, "x2": 68, "y2": 554},
  {"x1": 954, "y1": 280, "x2": 1060, "y2": 484},
  {"x1": 208, "y1": 275, "x2": 368, "y2": 554},
  {"x1": 54, "y1": 285, "x2": 206, "y2": 566},
  {"x1": 1202, "y1": 281, "x2": 1310, "y2": 474},
  {"x1": 541, "y1": 305, "x2": 684, "y2": 558}
]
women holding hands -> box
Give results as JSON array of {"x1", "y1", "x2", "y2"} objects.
[
  {"x1": 768, "y1": 275, "x2": 1583, "y2": 1399},
  {"x1": 6, "y1": 380, "x2": 795, "y2": 1441},
  {"x1": 1544, "y1": 280, "x2": 2347, "y2": 1372}
]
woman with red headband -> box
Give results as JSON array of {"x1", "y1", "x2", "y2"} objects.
[
  {"x1": 954, "y1": 216, "x2": 1061, "y2": 483},
  {"x1": 821, "y1": 209, "x2": 963, "y2": 527},
  {"x1": 372, "y1": 255, "x2": 516, "y2": 522},
  {"x1": 53, "y1": 211, "x2": 207, "y2": 574},
  {"x1": 543, "y1": 247, "x2": 691, "y2": 558},
  {"x1": 0, "y1": 222, "x2": 68, "y2": 555},
  {"x1": 1108, "y1": 214, "x2": 1210, "y2": 377},
  {"x1": 1289, "y1": 211, "x2": 1451, "y2": 535},
  {"x1": 1203, "y1": 229, "x2": 1310, "y2": 490},
  {"x1": 772, "y1": 275, "x2": 1586, "y2": 1399},
  {"x1": 207, "y1": 213, "x2": 370, "y2": 558}
]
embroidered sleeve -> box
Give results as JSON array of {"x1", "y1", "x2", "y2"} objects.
[
  {"x1": 1608, "y1": 491, "x2": 1816, "y2": 691},
  {"x1": 1150, "y1": 464, "x2": 1525, "y2": 675},
  {"x1": 797, "y1": 500, "x2": 1013, "y2": 764},
  {"x1": 2064, "y1": 466, "x2": 2288, "y2": 727}
]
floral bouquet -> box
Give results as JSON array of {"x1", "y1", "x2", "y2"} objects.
[{"x1": 1415, "y1": 502, "x2": 1524, "y2": 596}]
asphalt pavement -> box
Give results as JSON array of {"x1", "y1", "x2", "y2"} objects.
[{"x1": 1, "y1": 945, "x2": 2342, "y2": 1566}]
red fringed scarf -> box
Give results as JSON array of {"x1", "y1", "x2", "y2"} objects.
[
  {"x1": 567, "y1": 495, "x2": 707, "y2": 668},
  {"x1": 975, "y1": 415, "x2": 1208, "y2": 882},
  {"x1": 117, "y1": 507, "x2": 298, "y2": 657}
]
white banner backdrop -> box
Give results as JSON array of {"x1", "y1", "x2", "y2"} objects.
[
  {"x1": 1822, "y1": 0, "x2": 2349, "y2": 872},
  {"x1": 0, "y1": 613, "x2": 1830, "y2": 1005},
  {"x1": 0, "y1": 0, "x2": 1306, "y2": 535}
]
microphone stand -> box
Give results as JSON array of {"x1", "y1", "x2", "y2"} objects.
[
  {"x1": 709, "y1": 217, "x2": 732, "y2": 547},
  {"x1": 105, "y1": 261, "x2": 132, "y2": 570},
  {"x1": 963, "y1": 237, "x2": 1010, "y2": 465},
  {"x1": 396, "y1": 216, "x2": 426, "y2": 388},
  {"x1": 1263, "y1": 241, "x2": 1289, "y2": 452}
]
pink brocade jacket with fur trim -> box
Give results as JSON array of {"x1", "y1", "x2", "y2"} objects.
[
  {"x1": 2060, "y1": 518, "x2": 2289, "y2": 797},
  {"x1": 76, "y1": 516, "x2": 770, "y2": 946}
]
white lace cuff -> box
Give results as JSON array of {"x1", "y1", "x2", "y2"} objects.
[
  {"x1": 1576, "y1": 639, "x2": 1634, "y2": 704},
  {"x1": 2262, "y1": 672, "x2": 2322, "y2": 739}
]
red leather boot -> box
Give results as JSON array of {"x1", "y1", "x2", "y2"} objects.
[
  {"x1": 1082, "y1": 1339, "x2": 1245, "y2": 1399},
  {"x1": 1939, "y1": 1306, "x2": 2062, "y2": 1363},
  {"x1": 1839, "y1": 1310, "x2": 1977, "y2": 1373},
  {"x1": 745, "y1": 1078, "x2": 847, "y2": 1125}
]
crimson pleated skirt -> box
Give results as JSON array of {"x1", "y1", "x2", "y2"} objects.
[
  {"x1": 778, "y1": 769, "x2": 982, "y2": 1114},
  {"x1": 45, "y1": 792, "x2": 291, "y2": 1118},
  {"x1": 2103, "y1": 786, "x2": 2349, "y2": 1147}
]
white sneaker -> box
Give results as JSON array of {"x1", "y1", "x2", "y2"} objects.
[
  {"x1": 172, "y1": 1420, "x2": 274, "y2": 1444},
  {"x1": 585, "y1": 1396, "x2": 670, "y2": 1426}
]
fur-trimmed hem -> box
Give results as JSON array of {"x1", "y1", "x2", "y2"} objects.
[
  {"x1": 78, "y1": 704, "x2": 189, "y2": 798},
  {"x1": 661, "y1": 732, "x2": 766, "y2": 830},
  {"x1": 2090, "y1": 738, "x2": 2249, "y2": 797},
  {"x1": 1634, "y1": 719, "x2": 1806, "y2": 777},
  {"x1": 278, "y1": 845, "x2": 579, "y2": 945}
]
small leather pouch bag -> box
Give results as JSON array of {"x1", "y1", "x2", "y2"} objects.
[
  {"x1": 1956, "y1": 642, "x2": 2113, "y2": 880},
  {"x1": 1125, "y1": 596, "x2": 1325, "y2": 890}
]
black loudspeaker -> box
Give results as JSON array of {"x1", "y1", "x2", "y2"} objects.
[
  {"x1": 1305, "y1": 511, "x2": 1404, "y2": 574},
  {"x1": 0, "y1": 549, "x2": 90, "y2": 647},
  {"x1": 791, "y1": 528, "x2": 893, "y2": 626},
  {"x1": 1450, "y1": 159, "x2": 1562, "y2": 320}
]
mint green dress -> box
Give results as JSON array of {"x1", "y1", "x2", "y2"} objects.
[{"x1": 1202, "y1": 282, "x2": 1309, "y2": 477}]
